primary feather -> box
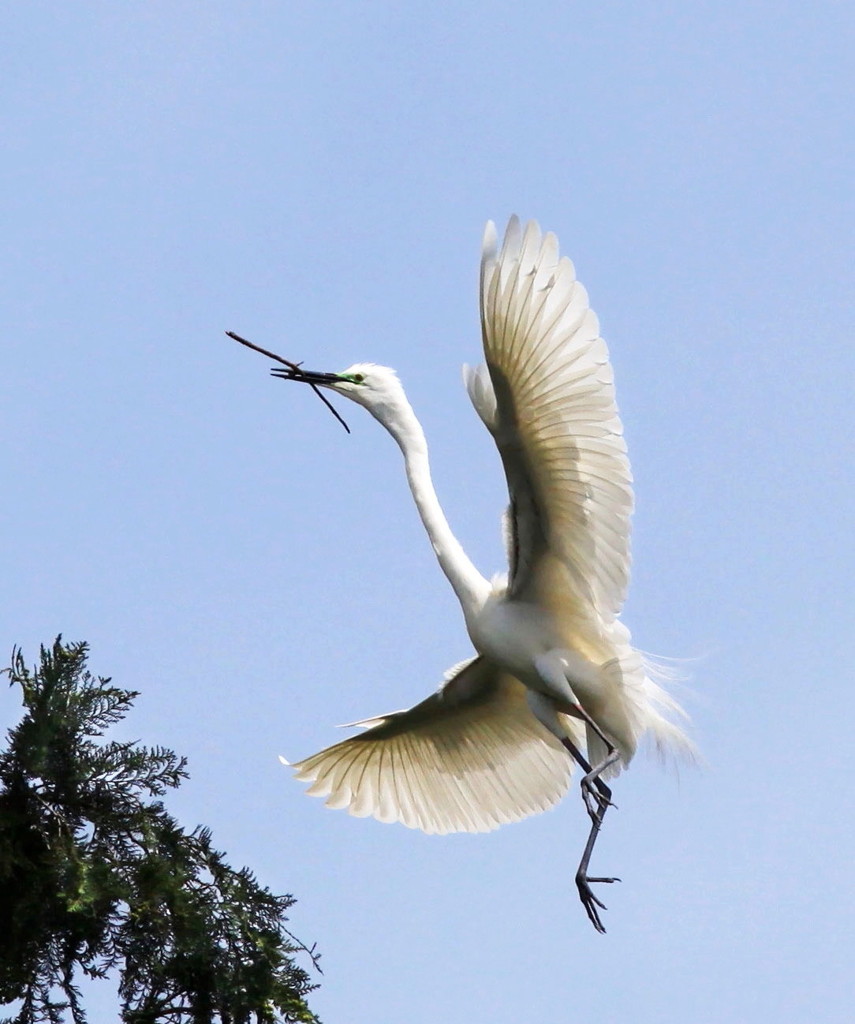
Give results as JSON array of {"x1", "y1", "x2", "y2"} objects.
[
  {"x1": 291, "y1": 657, "x2": 581, "y2": 834},
  {"x1": 477, "y1": 216, "x2": 633, "y2": 619}
]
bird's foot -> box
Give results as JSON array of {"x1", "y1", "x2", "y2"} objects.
[
  {"x1": 581, "y1": 777, "x2": 617, "y2": 821},
  {"x1": 575, "y1": 872, "x2": 620, "y2": 934}
]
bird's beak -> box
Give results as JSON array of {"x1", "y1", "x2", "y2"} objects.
[
  {"x1": 269, "y1": 363, "x2": 353, "y2": 433},
  {"x1": 270, "y1": 367, "x2": 342, "y2": 388}
]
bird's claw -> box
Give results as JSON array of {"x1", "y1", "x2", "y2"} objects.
[
  {"x1": 581, "y1": 779, "x2": 616, "y2": 821},
  {"x1": 576, "y1": 873, "x2": 620, "y2": 934}
]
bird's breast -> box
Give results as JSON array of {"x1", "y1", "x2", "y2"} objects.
[{"x1": 468, "y1": 597, "x2": 563, "y2": 684}]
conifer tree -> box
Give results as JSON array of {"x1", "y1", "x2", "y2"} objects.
[{"x1": 0, "y1": 639, "x2": 319, "y2": 1024}]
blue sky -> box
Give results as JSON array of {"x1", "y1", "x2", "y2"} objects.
[{"x1": 2, "y1": 2, "x2": 853, "y2": 1021}]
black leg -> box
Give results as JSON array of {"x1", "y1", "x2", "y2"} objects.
[
  {"x1": 581, "y1": 749, "x2": 621, "y2": 820},
  {"x1": 560, "y1": 735, "x2": 620, "y2": 934}
]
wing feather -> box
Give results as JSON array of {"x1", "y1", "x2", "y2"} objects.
[
  {"x1": 290, "y1": 657, "x2": 576, "y2": 835},
  {"x1": 478, "y1": 217, "x2": 633, "y2": 617}
]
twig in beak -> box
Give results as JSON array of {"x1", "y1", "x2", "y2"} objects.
[{"x1": 227, "y1": 331, "x2": 351, "y2": 434}]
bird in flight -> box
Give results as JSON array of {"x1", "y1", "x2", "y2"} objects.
[{"x1": 233, "y1": 217, "x2": 693, "y2": 932}]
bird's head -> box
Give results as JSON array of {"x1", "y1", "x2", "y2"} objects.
[{"x1": 273, "y1": 361, "x2": 408, "y2": 427}]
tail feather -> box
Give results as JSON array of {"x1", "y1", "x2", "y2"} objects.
[
  {"x1": 590, "y1": 636, "x2": 697, "y2": 777},
  {"x1": 625, "y1": 649, "x2": 698, "y2": 769}
]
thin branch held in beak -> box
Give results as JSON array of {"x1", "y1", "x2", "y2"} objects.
[{"x1": 226, "y1": 331, "x2": 351, "y2": 434}]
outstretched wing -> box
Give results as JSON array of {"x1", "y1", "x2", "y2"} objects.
[
  {"x1": 471, "y1": 217, "x2": 633, "y2": 619},
  {"x1": 289, "y1": 657, "x2": 577, "y2": 835}
]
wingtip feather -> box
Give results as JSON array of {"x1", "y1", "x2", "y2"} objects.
[{"x1": 288, "y1": 660, "x2": 574, "y2": 835}]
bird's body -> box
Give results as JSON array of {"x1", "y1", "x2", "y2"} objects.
[{"x1": 239, "y1": 216, "x2": 693, "y2": 931}]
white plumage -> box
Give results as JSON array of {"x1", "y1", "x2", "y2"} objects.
[
  {"x1": 292, "y1": 658, "x2": 576, "y2": 835},
  {"x1": 251, "y1": 216, "x2": 694, "y2": 932}
]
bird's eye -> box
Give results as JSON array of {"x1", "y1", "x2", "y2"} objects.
[{"x1": 352, "y1": 373, "x2": 365, "y2": 383}]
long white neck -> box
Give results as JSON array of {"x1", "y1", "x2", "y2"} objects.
[{"x1": 379, "y1": 397, "x2": 490, "y2": 618}]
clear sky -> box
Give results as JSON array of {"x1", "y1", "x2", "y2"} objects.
[{"x1": 2, "y1": 2, "x2": 853, "y2": 1021}]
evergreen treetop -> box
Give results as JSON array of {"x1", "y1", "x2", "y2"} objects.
[{"x1": 0, "y1": 638, "x2": 320, "y2": 1024}]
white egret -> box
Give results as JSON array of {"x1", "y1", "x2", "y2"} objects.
[{"x1": 237, "y1": 217, "x2": 693, "y2": 932}]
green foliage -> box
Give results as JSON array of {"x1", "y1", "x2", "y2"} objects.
[{"x1": 0, "y1": 639, "x2": 319, "y2": 1024}]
